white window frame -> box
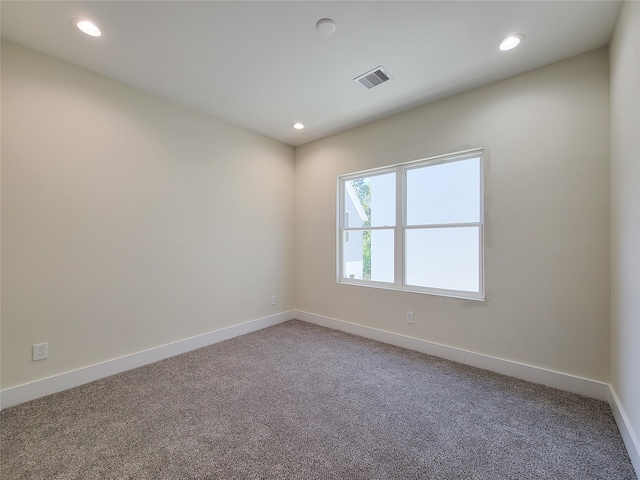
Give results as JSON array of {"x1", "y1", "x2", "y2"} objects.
[{"x1": 337, "y1": 148, "x2": 485, "y2": 301}]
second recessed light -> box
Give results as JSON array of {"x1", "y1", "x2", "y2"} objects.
[
  {"x1": 498, "y1": 34, "x2": 524, "y2": 51},
  {"x1": 73, "y1": 18, "x2": 102, "y2": 37}
]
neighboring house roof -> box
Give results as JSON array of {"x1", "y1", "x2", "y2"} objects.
[{"x1": 345, "y1": 182, "x2": 369, "y2": 223}]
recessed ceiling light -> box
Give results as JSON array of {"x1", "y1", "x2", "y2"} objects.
[
  {"x1": 292, "y1": 122, "x2": 305, "y2": 130},
  {"x1": 72, "y1": 18, "x2": 102, "y2": 37},
  {"x1": 316, "y1": 18, "x2": 336, "y2": 36},
  {"x1": 498, "y1": 34, "x2": 524, "y2": 51}
]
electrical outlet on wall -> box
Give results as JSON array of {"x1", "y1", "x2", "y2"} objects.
[
  {"x1": 406, "y1": 311, "x2": 414, "y2": 324},
  {"x1": 33, "y1": 343, "x2": 48, "y2": 361},
  {"x1": 271, "y1": 295, "x2": 277, "y2": 305}
]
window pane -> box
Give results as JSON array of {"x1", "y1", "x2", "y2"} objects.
[
  {"x1": 342, "y1": 229, "x2": 394, "y2": 282},
  {"x1": 406, "y1": 157, "x2": 480, "y2": 225},
  {"x1": 344, "y1": 172, "x2": 395, "y2": 228},
  {"x1": 405, "y1": 227, "x2": 479, "y2": 292},
  {"x1": 371, "y1": 229, "x2": 394, "y2": 282}
]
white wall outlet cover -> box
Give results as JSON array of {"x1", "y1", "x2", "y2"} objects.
[{"x1": 33, "y1": 343, "x2": 48, "y2": 361}]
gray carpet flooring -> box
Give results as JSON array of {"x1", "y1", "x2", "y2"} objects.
[{"x1": 1, "y1": 320, "x2": 636, "y2": 479}]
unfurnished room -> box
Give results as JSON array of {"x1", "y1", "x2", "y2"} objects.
[{"x1": 1, "y1": 1, "x2": 638, "y2": 479}]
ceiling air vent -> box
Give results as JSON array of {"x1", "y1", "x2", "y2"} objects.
[{"x1": 354, "y1": 66, "x2": 393, "y2": 89}]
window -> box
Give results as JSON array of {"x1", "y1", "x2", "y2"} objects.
[{"x1": 337, "y1": 148, "x2": 484, "y2": 300}]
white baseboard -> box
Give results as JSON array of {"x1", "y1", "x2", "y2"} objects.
[
  {"x1": 295, "y1": 310, "x2": 610, "y2": 401},
  {"x1": 609, "y1": 385, "x2": 640, "y2": 478},
  {"x1": 0, "y1": 311, "x2": 295, "y2": 410},
  {"x1": 3, "y1": 309, "x2": 636, "y2": 477}
]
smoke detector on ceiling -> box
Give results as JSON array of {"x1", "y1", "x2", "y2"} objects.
[
  {"x1": 354, "y1": 66, "x2": 393, "y2": 89},
  {"x1": 316, "y1": 18, "x2": 336, "y2": 36}
]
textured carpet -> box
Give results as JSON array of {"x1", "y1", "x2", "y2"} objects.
[{"x1": 1, "y1": 320, "x2": 636, "y2": 479}]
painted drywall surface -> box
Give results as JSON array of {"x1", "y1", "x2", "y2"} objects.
[
  {"x1": 295, "y1": 48, "x2": 611, "y2": 382},
  {"x1": 1, "y1": 41, "x2": 295, "y2": 389},
  {"x1": 610, "y1": 0, "x2": 640, "y2": 452}
]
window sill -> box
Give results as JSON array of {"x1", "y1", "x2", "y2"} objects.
[{"x1": 337, "y1": 278, "x2": 485, "y2": 302}]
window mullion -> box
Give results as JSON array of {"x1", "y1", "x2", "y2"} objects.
[
  {"x1": 336, "y1": 178, "x2": 344, "y2": 282},
  {"x1": 344, "y1": 226, "x2": 394, "y2": 231},
  {"x1": 405, "y1": 222, "x2": 482, "y2": 230},
  {"x1": 395, "y1": 166, "x2": 404, "y2": 287}
]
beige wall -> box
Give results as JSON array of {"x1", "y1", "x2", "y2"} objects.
[
  {"x1": 1, "y1": 41, "x2": 295, "y2": 389},
  {"x1": 0, "y1": 39, "x2": 618, "y2": 398},
  {"x1": 610, "y1": 0, "x2": 640, "y2": 458},
  {"x1": 295, "y1": 48, "x2": 611, "y2": 382}
]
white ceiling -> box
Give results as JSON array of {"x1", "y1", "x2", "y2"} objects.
[{"x1": 1, "y1": 1, "x2": 622, "y2": 147}]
